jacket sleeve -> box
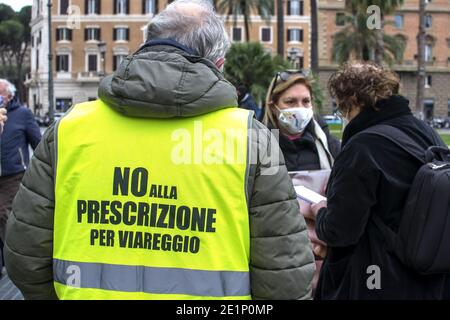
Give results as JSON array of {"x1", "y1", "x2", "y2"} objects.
[
  {"x1": 248, "y1": 120, "x2": 315, "y2": 300},
  {"x1": 4, "y1": 125, "x2": 57, "y2": 300},
  {"x1": 315, "y1": 142, "x2": 380, "y2": 247},
  {"x1": 24, "y1": 108, "x2": 42, "y2": 150}
]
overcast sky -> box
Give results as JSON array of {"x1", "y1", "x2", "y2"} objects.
[{"x1": 0, "y1": 0, "x2": 33, "y2": 12}]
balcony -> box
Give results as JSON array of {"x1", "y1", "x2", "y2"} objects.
[{"x1": 77, "y1": 71, "x2": 102, "y2": 83}]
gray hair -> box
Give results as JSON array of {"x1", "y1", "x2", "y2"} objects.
[
  {"x1": 0, "y1": 79, "x2": 16, "y2": 97},
  {"x1": 146, "y1": 0, "x2": 230, "y2": 63}
]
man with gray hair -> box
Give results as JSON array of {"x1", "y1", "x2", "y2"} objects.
[
  {"x1": 0, "y1": 79, "x2": 41, "y2": 277},
  {"x1": 5, "y1": 0, "x2": 314, "y2": 300}
]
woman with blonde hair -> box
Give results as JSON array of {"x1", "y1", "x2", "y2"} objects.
[{"x1": 264, "y1": 71, "x2": 340, "y2": 171}]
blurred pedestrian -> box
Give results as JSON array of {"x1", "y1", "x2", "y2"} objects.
[
  {"x1": 236, "y1": 85, "x2": 263, "y2": 121},
  {"x1": 0, "y1": 79, "x2": 41, "y2": 275},
  {"x1": 311, "y1": 62, "x2": 450, "y2": 299},
  {"x1": 5, "y1": 0, "x2": 314, "y2": 300}
]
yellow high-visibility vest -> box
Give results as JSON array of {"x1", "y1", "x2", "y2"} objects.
[{"x1": 53, "y1": 100, "x2": 252, "y2": 300}]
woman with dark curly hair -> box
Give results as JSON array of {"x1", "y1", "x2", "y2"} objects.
[{"x1": 309, "y1": 61, "x2": 450, "y2": 299}]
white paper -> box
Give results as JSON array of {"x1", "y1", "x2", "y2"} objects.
[{"x1": 294, "y1": 185, "x2": 327, "y2": 204}]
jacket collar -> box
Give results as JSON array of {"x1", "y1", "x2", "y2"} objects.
[
  {"x1": 341, "y1": 95, "x2": 413, "y2": 147},
  {"x1": 7, "y1": 97, "x2": 21, "y2": 112},
  {"x1": 138, "y1": 38, "x2": 200, "y2": 57},
  {"x1": 98, "y1": 38, "x2": 237, "y2": 118}
]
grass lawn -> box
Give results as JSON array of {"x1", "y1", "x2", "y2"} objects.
[
  {"x1": 441, "y1": 134, "x2": 450, "y2": 146},
  {"x1": 328, "y1": 123, "x2": 343, "y2": 140},
  {"x1": 328, "y1": 123, "x2": 450, "y2": 146}
]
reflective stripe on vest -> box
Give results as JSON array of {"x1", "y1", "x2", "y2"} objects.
[
  {"x1": 54, "y1": 100, "x2": 252, "y2": 300},
  {"x1": 53, "y1": 259, "x2": 250, "y2": 297}
]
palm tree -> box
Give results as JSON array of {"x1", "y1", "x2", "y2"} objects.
[
  {"x1": 358, "y1": 0, "x2": 405, "y2": 65},
  {"x1": 332, "y1": 5, "x2": 406, "y2": 65},
  {"x1": 310, "y1": 0, "x2": 319, "y2": 74},
  {"x1": 224, "y1": 42, "x2": 290, "y2": 103},
  {"x1": 217, "y1": 0, "x2": 274, "y2": 42},
  {"x1": 416, "y1": 0, "x2": 427, "y2": 117}
]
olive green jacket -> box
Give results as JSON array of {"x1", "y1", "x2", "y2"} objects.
[{"x1": 5, "y1": 42, "x2": 315, "y2": 300}]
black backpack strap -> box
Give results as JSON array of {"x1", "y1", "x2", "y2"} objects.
[
  {"x1": 357, "y1": 124, "x2": 427, "y2": 261},
  {"x1": 360, "y1": 124, "x2": 426, "y2": 165}
]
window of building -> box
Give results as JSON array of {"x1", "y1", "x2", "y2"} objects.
[
  {"x1": 36, "y1": 49, "x2": 39, "y2": 70},
  {"x1": 448, "y1": 100, "x2": 450, "y2": 117},
  {"x1": 56, "y1": 28, "x2": 72, "y2": 41},
  {"x1": 425, "y1": 44, "x2": 433, "y2": 62},
  {"x1": 425, "y1": 14, "x2": 432, "y2": 28},
  {"x1": 114, "y1": 28, "x2": 130, "y2": 41},
  {"x1": 394, "y1": 15, "x2": 404, "y2": 29},
  {"x1": 261, "y1": 27, "x2": 271, "y2": 43},
  {"x1": 232, "y1": 27, "x2": 242, "y2": 42},
  {"x1": 86, "y1": 0, "x2": 100, "y2": 15},
  {"x1": 56, "y1": 54, "x2": 69, "y2": 72},
  {"x1": 60, "y1": 0, "x2": 69, "y2": 15},
  {"x1": 85, "y1": 27, "x2": 101, "y2": 41},
  {"x1": 115, "y1": 0, "x2": 130, "y2": 14},
  {"x1": 287, "y1": 29, "x2": 303, "y2": 42},
  {"x1": 336, "y1": 12, "x2": 346, "y2": 26},
  {"x1": 425, "y1": 75, "x2": 432, "y2": 88},
  {"x1": 113, "y1": 54, "x2": 127, "y2": 71},
  {"x1": 143, "y1": 0, "x2": 157, "y2": 14},
  {"x1": 287, "y1": 0, "x2": 303, "y2": 16},
  {"x1": 88, "y1": 54, "x2": 98, "y2": 72},
  {"x1": 55, "y1": 98, "x2": 72, "y2": 112},
  {"x1": 299, "y1": 56, "x2": 304, "y2": 69}
]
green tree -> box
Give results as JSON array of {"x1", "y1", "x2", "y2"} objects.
[
  {"x1": 0, "y1": 3, "x2": 15, "y2": 21},
  {"x1": 217, "y1": 0, "x2": 274, "y2": 42},
  {"x1": 0, "y1": 5, "x2": 31, "y2": 102},
  {"x1": 224, "y1": 42, "x2": 290, "y2": 104},
  {"x1": 332, "y1": 4, "x2": 405, "y2": 65},
  {"x1": 357, "y1": 0, "x2": 405, "y2": 65}
]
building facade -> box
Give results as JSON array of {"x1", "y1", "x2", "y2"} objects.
[
  {"x1": 27, "y1": 0, "x2": 312, "y2": 115},
  {"x1": 318, "y1": 0, "x2": 450, "y2": 118}
]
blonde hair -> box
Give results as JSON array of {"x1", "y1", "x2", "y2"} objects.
[{"x1": 263, "y1": 74, "x2": 314, "y2": 128}]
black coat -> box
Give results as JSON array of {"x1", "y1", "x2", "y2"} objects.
[
  {"x1": 315, "y1": 95, "x2": 450, "y2": 300},
  {"x1": 276, "y1": 116, "x2": 341, "y2": 172}
]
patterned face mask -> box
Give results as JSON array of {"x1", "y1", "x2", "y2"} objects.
[{"x1": 275, "y1": 106, "x2": 314, "y2": 135}]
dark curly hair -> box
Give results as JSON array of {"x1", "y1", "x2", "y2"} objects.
[{"x1": 328, "y1": 61, "x2": 400, "y2": 113}]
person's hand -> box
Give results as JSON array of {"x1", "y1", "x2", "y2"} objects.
[
  {"x1": 299, "y1": 199, "x2": 315, "y2": 221},
  {"x1": 313, "y1": 244, "x2": 327, "y2": 259},
  {"x1": 311, "y1": 200, "x2": 327, "y2": 220},
  {"x1": 305, "y1": 218, "x2": 326, "y2": 246},
  {"x1": 0, "y1": 107, "x2": 7, "y2": 134}
]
